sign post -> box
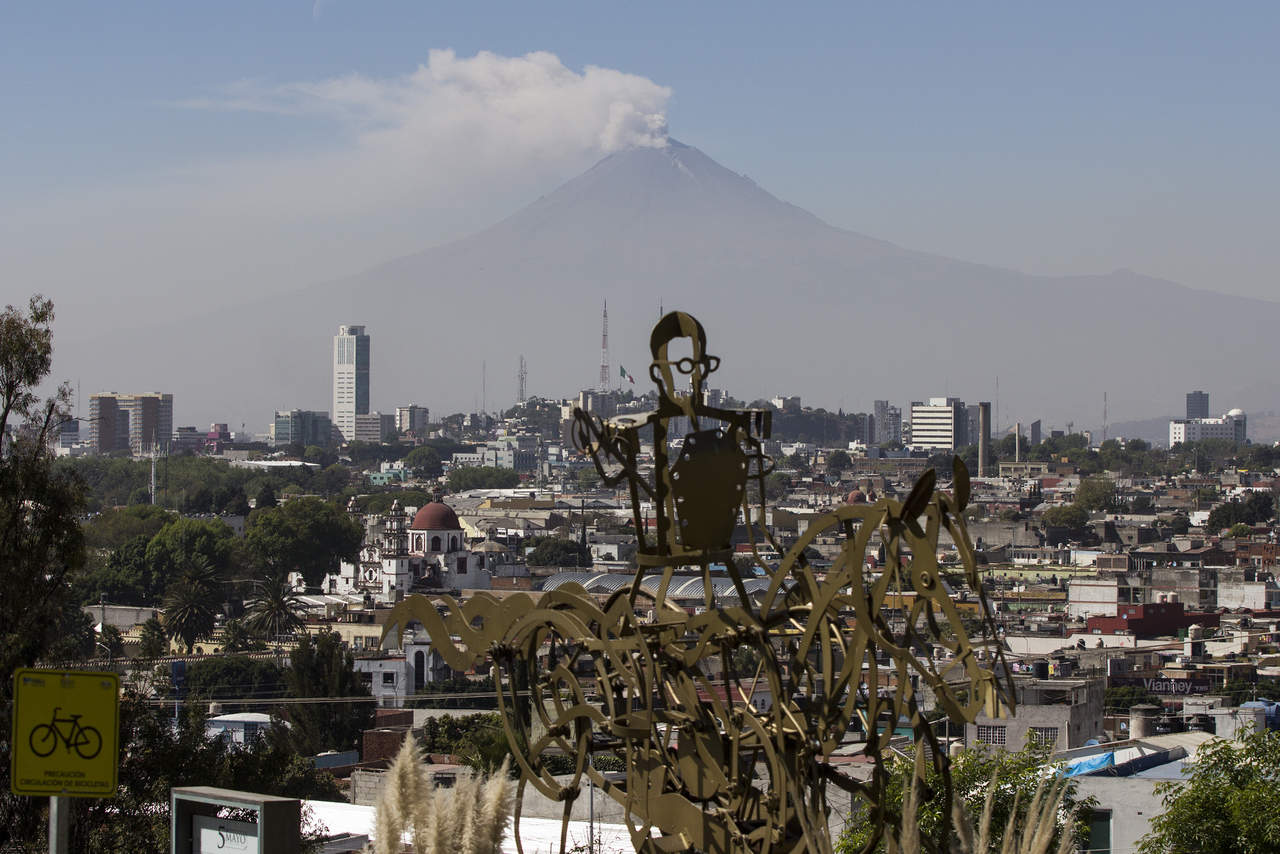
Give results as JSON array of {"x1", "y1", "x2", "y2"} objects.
[
  {"x1": 10, "y1": 669, "x2": 120, "y2": 853},
  {"x1": 171, "y1": 787, "x2": 301, "y2": 854}
]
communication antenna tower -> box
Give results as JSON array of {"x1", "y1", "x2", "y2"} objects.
[
  {"x1": 517, "y1": 355, "x2": 528, "y2": 404},
  {"x1": 599, "y1": 300, "x2": 610, "y2": 392},
  {"x1": 1102, "y1": 391, "x2": 1108, "y2": 444}
]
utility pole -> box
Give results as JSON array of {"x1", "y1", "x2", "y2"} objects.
[{"x1": 49, "y1": 795, "x2": 71, "y2": 854}]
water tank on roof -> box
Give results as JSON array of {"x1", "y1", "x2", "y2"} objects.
[{"x1": 1033, "y1": 660, "x2": 1050, "y2": 679}]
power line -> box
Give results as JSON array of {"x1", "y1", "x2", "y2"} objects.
[{"x1": 143, "y1": 692, "x2": 507, "y2": 707}]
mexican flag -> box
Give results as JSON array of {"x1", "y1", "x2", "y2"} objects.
[{"x1": 620, "y1": 365, "x2": 635, "y2": 384}]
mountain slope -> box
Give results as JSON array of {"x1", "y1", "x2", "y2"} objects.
[{"x1": 67, "y1": 139, "x2": 1280, "y2": 434}]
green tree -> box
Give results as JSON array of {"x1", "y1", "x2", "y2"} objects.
[
  {"x1": 313, "y1": 462, "x2": 351, "y2": 495},
  {"x1": 1129, "y1": 494, "x2": 1156, "y2": 514},
  {"x1": 72, "y1": 533, "x2": 155, "y2": 605},
  {"x1": 836, "y1": 745, "x2": 1089, "y2": 853},
  {"x1": 1138, "y1": 729, "x2": 1280, "y2": 854},
  {"x1": 525, "y1": 536, "x2": 592, "y2": 568},
  {"x1": 162, "y1": 555, "x2": 223, "y2": 653},
  {"x1": 827, "y1": 449, "x2": 852, "y2": 471},
  {"x1": 763, "y1": 471, "x2": 791, "y2": 501},
  {"x1": 1207, "y1": 493, "x2": 1275, "y2": 533},
  {"x1": 284, "y1": 630, "x2": 374, "y2": 755},
  {"x1": 1218, "y1": 677, "x2": 1280, "y2": 706},
  {"x1": 185, "y1": 655, "x2": 287, "y2": 713},
  {"x1": 244, "y1": 496, "x2": 363, "y2": 588},
  {"x1": 403, "y1": 445, "x2": 444, "y2": 478},
  {"x1": 255, "y1": 481, "x2": 278, "y2": 508},
  {"x1": 575, "y1": 465, "x2": 602, "y2": 489},
  {"x1": 244, "y1": 573, "x2": 308, "y2": 643},
  {"x1": 146, "y1": 517, "x2": 235, "y2": 595},
  {"x1": 220, "y1": 617, "x2": 266, "y2": 654},
  {"x1": 1074, "y1": 477, "x2": 1116, "y2": 512},
  {"x1": 82, "y1": 503, "x2": 175, "y2": 552},
  {"x1": 138, "y1": 615, "x2": 169, "y2": 659},
  {"x1": 99, "y1": 624, "x2": 125, "y2": 659},
  {"x1": 1104, "y1": 684, "x2": 1163, "y2": 714},
  {"x1": 448, "y1": 465, "x2": 520, "y2": 491},
  {"x1": 1042, "y1": 504, "x2": 1089, "y2": 529},
  {"x1": 0, "y1": 296, "x2": 92, "y2": 848},
  {"x1": 358, "y1": 489, "x2": 433, "y2": 515},
  {"x1": 1228, "y1": 522, "x2": 1253, "y2": 538},
  {"x1": 65, "y1": 688, "x2": 340, "y2": 853},
  {"x1": 783, "y1": 452, "x2": 811, "y2": 474}
]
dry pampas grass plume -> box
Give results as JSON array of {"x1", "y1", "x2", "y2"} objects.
[
  {"x1": 368, "y1": 734, "x2": 513, "y2": 854},
  {"x1": 887, "y1": 746, "x2": 1076, "y2": 854}
]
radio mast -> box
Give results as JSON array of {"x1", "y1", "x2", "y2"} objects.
[{"x1": 598, "y1": 300, "x2": 610, "y2": 392}]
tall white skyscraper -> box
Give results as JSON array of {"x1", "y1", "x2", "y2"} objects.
[{"x1": 332, "y1": 325, "x2": 370, "y2": 442}]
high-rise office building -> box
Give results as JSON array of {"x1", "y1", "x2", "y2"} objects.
[
  {"x1": 1030, "y1": 420, "x2": 1042, "y2": 447},
  {"x1": 273, "y1": 409, "x2": 335, "y2": 448},
  {"x1": 1186, "y1": 391, "x2": 1210, "y2": 420},
  {"x1": 88, "y1": 394, "x2": 124, "y2": 454},
  {"x1": 88, "y1": 392, "x2": 173, "y2": 453},
  {"x1": 873, "y1": 400, "x2": 902, "y2": 446},
  {"x1": 396, "y1": 405, "x2": 430, "y2": 437},
  {"x1": 332, "y1": 325, "x2": 370, "y2": 442},
  {"x1": 908, "y1": 397, "x2": 966, "y2": 452},
  {"x1": 354, "y1": 412, "x2": 396, "y2": 444}
]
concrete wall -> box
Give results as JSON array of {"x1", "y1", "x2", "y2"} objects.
[
  {"x1": 968, "y1": 521, "x2": 1045, "y2": 551},
  {"x1": 966, "y1": 679, "x2": 1104, "y2": 752},
  {"x1": 1068, "y1": 578, "x2": 1120, "y2": 620},
  {"x1": 1072, "y1": 776, "x2": 1164, "y2": 854},
  {"x1": 82, "y1": 603, "x2": 156, "y2": 631}
]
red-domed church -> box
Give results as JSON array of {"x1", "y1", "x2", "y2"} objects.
[{"x1": 332, "y1": 498, "x2": 492, "y2": 601}]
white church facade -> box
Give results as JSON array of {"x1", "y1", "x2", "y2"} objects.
[{"x1": 331, "y1": 498, "x2": 493, "y2": 602}]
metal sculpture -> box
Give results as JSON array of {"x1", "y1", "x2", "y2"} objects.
[{"x1": 381, "y1": 312, "x2": 1014, "y2": 854}]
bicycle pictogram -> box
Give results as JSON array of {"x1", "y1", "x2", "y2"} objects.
[{"x1": 28, "y1": 706, "x2": 103, "y2": 760}]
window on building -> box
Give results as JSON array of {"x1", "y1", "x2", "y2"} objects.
[
  {"x1": 1083, "y1": 809, "x2": 1111, "y2": 854},
  {"x1": 456, "y1": 557, "x2": 467, "y2": 575},
  {"x1": 1029, "y1": 726, "x2": 1059, "y2": 748},
  {"x1": 976, "y1": 725, "x2": 1007, "y2": 746},
  {"x1": 430, "y1": 536, "x2": 442, "y2": 552},
  {"x1": 382, "y1": 671, "x2": 396, "y2": 685}
]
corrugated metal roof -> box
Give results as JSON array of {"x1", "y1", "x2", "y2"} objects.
[{"x1": 540, "y1": 571, "x2": 791, "y2": 605}]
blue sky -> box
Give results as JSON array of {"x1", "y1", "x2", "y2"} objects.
[{"x1": 3, "y1": 2, "x2": 1278, "y2": 324}]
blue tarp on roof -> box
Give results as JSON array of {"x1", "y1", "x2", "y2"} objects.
[{"x1": 1063, "y1": 752, "x2": 1115, "y2": 777}]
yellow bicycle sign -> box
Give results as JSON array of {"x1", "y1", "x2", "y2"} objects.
[
  {"x1": 11, "y1": 669, "x2": 118, "y2": 797},
  {"x1": 29, "y1": 707, "x2": 104, "y2": 760}
]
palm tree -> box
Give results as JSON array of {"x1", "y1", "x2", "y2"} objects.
[
  {"x1": 137, "y1": 616, "x2": 168, "y2": 659},
  {"x1": 244, "y1": 572, "x2": 307, "y2": 645},
  {"x1": 162, "y1": 555, "x2": 220, "y2": 654}
]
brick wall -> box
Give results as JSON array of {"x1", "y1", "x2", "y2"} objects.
[{"x1": 362, "y1": 727, "x2": 411, "y2": 763}]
